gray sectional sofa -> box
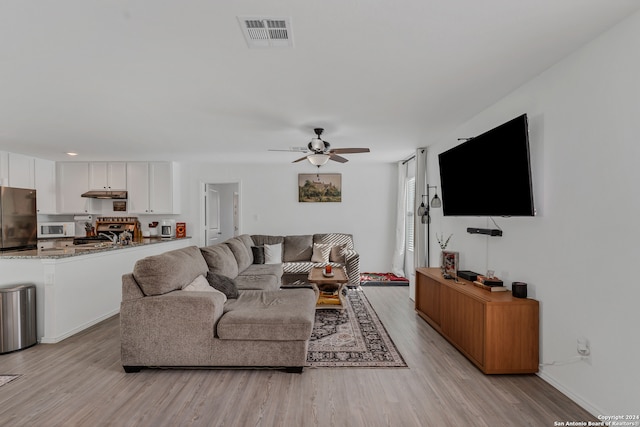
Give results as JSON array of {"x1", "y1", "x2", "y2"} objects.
[
  {"x1": 251, "y1": 233, "x2": 360, "y2": 286},
  {"x1": 120, "y1": 244, "x2": 316, "y2": 372},
  {"x1": 120, "y1": 233, "x2": 359, "y2": 372}
]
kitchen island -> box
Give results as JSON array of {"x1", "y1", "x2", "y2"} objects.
[{"x1": 0, "y1": 237, "x2": 194, "y2": 343}]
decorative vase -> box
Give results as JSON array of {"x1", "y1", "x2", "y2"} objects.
[{"x1": 440, "y1": 251, "x2": 445, "y2": 275}]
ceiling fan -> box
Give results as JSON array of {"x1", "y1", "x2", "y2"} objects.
[{"x1": 270, "y1": 128, "x2": 370, "y2": 166}]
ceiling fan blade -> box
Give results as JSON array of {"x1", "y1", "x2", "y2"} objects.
[
  {"x1": 268, "y1": 147, "x2": 308, "y2": 152},
  {"x1": 292, "y1": 155, "x2": 308, "y2": 163},
  {"x1": 329, "y1": 153, "x2": 349, "y2": 163},
  {"x1": 330, "y1": 148, "x2": 370, "y2": 154}
]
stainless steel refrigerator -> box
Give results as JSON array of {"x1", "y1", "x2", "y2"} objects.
[{"x1": 0, "y1": 186, "x2": 37, "y2": 251}]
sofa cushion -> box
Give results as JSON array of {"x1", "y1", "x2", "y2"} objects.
[
  {"x1": 234, "y1": 274, "x2": 280, "y2": 291},
  {"x1": 218, "y1": 289, "x2": 316, "y2": 341},
  {"x1": 225, "y1": 238, "x2": 252, "y2": 272},
  {"x1": 314, "y1": 233, "x2": 354, "y2": 250},
  {"x1": 311, "y1": 243, "x2": 331, "y2": 263},
  {"x1": 283, "y1": 261, "x2": 343, "y2": 274},
  {"x1": 284, "y1": 235, "x2": 313, "y2": 262},
  {"x1": 251, "y1": 235, "x2": 284, "y2": 246},
  {"x1": 238, "y1": 263, "x2": 283, "y2": 277},
  {"x1": 264, "y1": 243, "x2": 282, "y2": 264},
  {"x1": 182, "y1": 274, "x2": 213, "y2": 292},
  {"x1": 200, "y1": 244, "x2": 239, "y2": 278},
  {"x1": 330, "y1": 244, "x2": 347, "y2": 263},
  {"x1": 133, "y1": 246, "x2": 208, "y2": 296},
  {"x1": 183, "y1": 274, "x2": 228, "y2": 302},
  {"x1": 236, "y1": 234, "x2": 255, "y2": 253},
  {"x1": 206, "y1": 271, "x2": 239, "y2": 299},
  {"x1": 251, "y1": 246, "x2": 265, "y2": 264}
]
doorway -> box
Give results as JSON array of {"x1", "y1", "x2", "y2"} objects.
[{"x1": 201, "y1": 182, "x2": 240, "y2": 247}]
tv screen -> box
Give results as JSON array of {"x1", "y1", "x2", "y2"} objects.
[{"x1": 438, "y1": 114, "x2": 534, "y2": 217}]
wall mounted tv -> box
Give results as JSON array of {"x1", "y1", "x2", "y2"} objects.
[{"x1": 438, "y1": 114, "x2": 535, "y2": 217}]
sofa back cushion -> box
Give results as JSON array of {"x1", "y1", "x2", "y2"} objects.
[
  {"x1": 313, "y1": 233, "x2": 354, "y2": 249},
  {"x1": 284, "y1": 235, "x2": 313, "y2": 262},
  {"x1": 236, "y1": 234, "x2": 255, "y2": 253},
  {"x1": 251, "y1": 235, "x2": 284, "y2": 246},
  {"x1": 200, "y1": 244, "x2": 239, "y2": 278},
  {"x1": 133, "y1": 246, "x2": 208, "y2": 296},
  {"x1": 225, "y1": 238, "x2": 252, "y2": 272}
]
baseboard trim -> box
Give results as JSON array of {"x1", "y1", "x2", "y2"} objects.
[
  {"x1": 40, "y1": 309, "x2": 120, "y2": 344},
  {"x1": 537, "y1": 369, "x2": 603, "y2": 417}
]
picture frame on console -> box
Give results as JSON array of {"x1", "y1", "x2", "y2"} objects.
[
  {"x1": 298, "y1": 173, "x2": 342, "y2": 203},
  {"x1": 442, "y1": 251, "x2": 459, "y2": 279}
]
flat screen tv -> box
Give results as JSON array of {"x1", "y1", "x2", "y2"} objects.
[{"x1": 438, "y1": 114, "x2": 535, "y2": 217}]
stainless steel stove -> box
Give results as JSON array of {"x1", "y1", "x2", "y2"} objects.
[{"x1": 73, "y1": 217, "x2": 139, "y2": 245}]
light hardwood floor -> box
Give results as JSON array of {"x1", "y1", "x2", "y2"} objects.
[{"x1": 0, "y1": 286, "x2": 594, "y2": 426}]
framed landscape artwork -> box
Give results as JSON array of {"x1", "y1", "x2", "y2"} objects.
[{"x1": 298, "y1": 173, "x2": 342, "y2": 203}]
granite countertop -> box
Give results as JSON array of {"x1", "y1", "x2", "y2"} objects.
[{"x1": 0, "y1": 237, "x2": 191, "y2": 259}]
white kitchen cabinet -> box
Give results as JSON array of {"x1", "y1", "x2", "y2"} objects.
[
  {"x1": 0, "y1": 151, "x2": 8, "y2": 185},
  {"x1": 34, "y1": 158, "x2": 57, "y2": 213},
  {"x1": 56, "y1": 162, "x2": 95, "y2": 213},
  {"x1": 8, "y1": 152, "x2": 35, "y2": 189},
  {"x1": 89, "y1": 162, "x2": 127, "y2": 190},
  {"x1": 126, "y1": 162, "x2": 179, "y2": 214}
]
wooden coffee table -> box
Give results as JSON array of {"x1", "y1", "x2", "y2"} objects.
[{"x1": 308, "y1": 267, "x2": 349, "y2": 310}]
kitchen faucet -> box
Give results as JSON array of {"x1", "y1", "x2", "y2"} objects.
[{"x1": 99, "y1": 231, "x2": 118, "y2": 243}]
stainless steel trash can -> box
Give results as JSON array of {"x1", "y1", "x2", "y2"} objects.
[{"x1": 0, "y1": 284, "x2": 37, "y2": 354}]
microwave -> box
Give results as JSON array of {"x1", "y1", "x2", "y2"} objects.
[{"x1": 38, "y1": 222, "x2": 76, "y2": 238}]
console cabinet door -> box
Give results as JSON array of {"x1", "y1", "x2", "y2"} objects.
[
  {"x1": 440, "y1": 285, "x2": 485, "y2": 366},
  {"x1": 416, "y1": 272, "x2": 441, "y2": 326}
]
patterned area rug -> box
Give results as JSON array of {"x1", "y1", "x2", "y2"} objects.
[
  {"x1": 360, "y1": 272, "x2": 409, "y2": 286},
  {"x1": 307, "y1": 288, "x2": 407, "y2": 367},
  {"x1": 0, "y1": 375, "x2": 20, "y2": 387}
]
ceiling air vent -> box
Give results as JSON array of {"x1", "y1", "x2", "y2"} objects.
[{"x1": 238, "y1": 16, "x2": 294, "y2": 48}]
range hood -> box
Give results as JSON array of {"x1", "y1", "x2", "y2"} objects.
[{"x1": 81, "y1": 190, "x2": 128, "y2": 199}]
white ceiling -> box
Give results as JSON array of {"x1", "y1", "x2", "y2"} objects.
[{"x1": 1, "y1": 1, "x2": 639, "y2": 164}]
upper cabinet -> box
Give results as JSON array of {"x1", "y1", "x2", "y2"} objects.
[
  {"x1": 8, "y1": 153, "x2": 35, "y2": 189},
  {"x1": 2, "y1": 153, "x2": 179, "y2": 215},
  {"x1": 89, "y1": 162, "x2": 127, "y2": 190},
  {"x1": 1, "y1": 152, "x2": 56, "y2": 213},
  {"x1": 127, "y1": 162, "x2": 180, "y2": 214},
  {"x1": 34, "y1": 158, "x2": 57, "y2": 214},
  {"x1": 0, "y1": 151, "x2": 7, "y2": 185},
  {"x1": 56, "y1": 162, "x2": 95, "y2": 214}
]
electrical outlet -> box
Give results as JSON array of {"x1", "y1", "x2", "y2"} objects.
[{"x1": 577, "y1": 337, "x2": 590, "y2": 356}]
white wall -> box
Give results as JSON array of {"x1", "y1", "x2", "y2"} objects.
[
  {"x1": 426, "y1": 11, "x2": 640, "y2": 416},
  {"x1": 176, "y1": 162, "x2": 397, "y2": 273}
]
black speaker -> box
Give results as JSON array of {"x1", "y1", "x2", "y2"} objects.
[{"x1": 512, "y1": 282, "x2": 528, "y2": 298}]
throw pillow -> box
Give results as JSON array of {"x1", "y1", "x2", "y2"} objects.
[
  {"x1": 251, "y1": 246, "x2": 265, "y2": 264},
  {"x1": 182, "y1": 275, "x2": 228, "y2": 303},
  {"x1": 311, "y1": 243, "x2": 331, "y2": 263},
  {"x1": 206, "y1": 271, "x2": 239, "y2": 299},
  {"x1": 330, "y1": 244, "x2": 347, "y2": 263},
  {"x1": 264, "y1": 243, "x2": 282, "y2": 264}
]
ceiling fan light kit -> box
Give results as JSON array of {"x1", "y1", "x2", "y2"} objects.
[
  {"x1": 271, "y1": 127, "x2": 370, "y2": 167},
  {"x1": 307, "y1": 154, "x2": 330, "y2": 166}
]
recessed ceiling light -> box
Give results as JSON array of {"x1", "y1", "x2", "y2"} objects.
[{"x1": 66, "y1": 152, "x2": 78, "y2": 156}]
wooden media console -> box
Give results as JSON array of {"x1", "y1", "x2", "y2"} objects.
[{"x1": 415, "y1": 267, "x2": 539, "y2": 374}]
